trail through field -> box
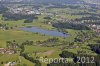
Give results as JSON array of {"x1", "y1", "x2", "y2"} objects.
[
  {"x1": 43, "y1": 50, "x2": 55, "y2": 56},
  {"x1": 37, "y1": 50, "x2": 55, "y2": 56}
]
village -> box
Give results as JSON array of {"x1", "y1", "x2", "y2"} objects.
[{"x1": 8, "y1": 7, "x2": 41, "y2": 15}]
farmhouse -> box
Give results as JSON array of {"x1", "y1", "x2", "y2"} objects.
[
  {"x1": 91, "y1": 25, "x2": 100, "y2": 32},
  {"x1": 4, "y1": 62, "x2": 16, "y2": 66},
  {"x1": 96, "y1": 26, "x2": 100, "y2": 32},
  {"x1": 0, "y1": 48, "x2": 15, "y2": 54}
]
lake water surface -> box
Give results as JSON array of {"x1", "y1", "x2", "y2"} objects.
[{"x1": 20, "y1": 27, "x2": 69, "y2": 37}]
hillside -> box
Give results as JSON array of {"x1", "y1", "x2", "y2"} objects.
[
  {"x1": 31, "y1": 0, "x2": 83, "y2": 4},
  {"x1": 1, "y1": 0, "x2": 100, "y2": 5},
  {"x1": 84, "y1": 0, "x2": 100, "y2": 5}
]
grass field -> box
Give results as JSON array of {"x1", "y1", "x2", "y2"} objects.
[
  {"x1": 0, "y1": 29, "x2": 53, "y2": 47},
  {"x1": 0, "y1": 54, "x2": 35, "y2": 66},
  {"x1": 24, "y1": 46, "x2": 61, "y2": 58}
]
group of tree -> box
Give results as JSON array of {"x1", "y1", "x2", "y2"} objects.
[
  {"x1": 74, "y1": 31, "x2": 95, "y2": 43},
  {"x1": 57, "y1": 28, "x2": 68, "y2": 34},
  {"x1": 85, "y1": 21, "x2": 100, "y2": 25},
  {"x1": 36, "y1": 37, "x2": 59, "y2": 45},
  {"x1": 0, "y1": 5, "x2": 8, "y2": 14},
  {"x1": 19, "y1": 40, "x2": 33, "y2": 54},
  {"x1": 75, "y1": 16, "x2": 100, "y2": 21},
  {"x1": 89, "y1": 44, "x2": 100, "y2": 54},
  {"x1": 52, "y1": 22, "x2": 90, "y2": 30},
  {"x1": 24, "y1": 17, "x2": 38, "y2": 23},
  {"x1": 2, "y1": 13, "x2": 38, "y2": 21},
  {"x1": 21, "y1": 53, "x2": 41, "y2": 66},
  {"x1": 44, "y1": 16, "x2": 52, "y2": 22},
  {"x1": 21, "y1": 40, "x2": 33, "y2": 45},
  {"x1": 72, "y1": 12, "x2": 100, "y2": 17},
  {"x1": 0, "y1": 23, "x2": 11, "y2": 30},
  {"x1": 59, "y1": 51, "x2": 76, "y2": 58},
  {"x1": 94, "y1": 40, "x2": 100, "y2": 43},
  {"x1": 6, "y1": 40, "x2": 33, "y2": 52},
  {"x1": 48, "y1": 50, "x2": 100, "y2": 66},
  {"x1": 6, "y1": 40, "x2": 19, "y2": 50},
  {"x1": 19, "y1": 40, "x2": 41, "y2": 66}
]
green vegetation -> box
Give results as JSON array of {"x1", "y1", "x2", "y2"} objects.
[{"x1": 0, "y1": 3, "x2": 100, "y2": 66}]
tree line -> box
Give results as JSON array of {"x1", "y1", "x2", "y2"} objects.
[
  {"x1": 52, "y1": 22, "x2": 90, "y2": 30},
  {"x1": 2, "y1": 13, "x2": 38, "y2": 21}
]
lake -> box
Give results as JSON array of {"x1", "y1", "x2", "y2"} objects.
[{"x1": 20, "y1": 27, "x2": 69, "y2": 37}]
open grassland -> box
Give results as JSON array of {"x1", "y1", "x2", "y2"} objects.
[
  {"x1": 24, "y1": 46, "x2": 62, "y2": 58},
  {"x1": 0, "y1": 54, "x2": 35, "y2": 66},
  {"x1": 0, "y1": 14, "x2": 56, "y2": 30},
  {"x1": 18, "y1": 56, "x2": 35, "y2": 66},
  {"x1": 0, "y1": 28, "x2": 79, "y2": 48},
  {"x1": 0, "y1": 54, "x2": 19, "y2": 62},
  {"x1": 0, "y1": 30, "x2": 53, "y2": 48}
]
